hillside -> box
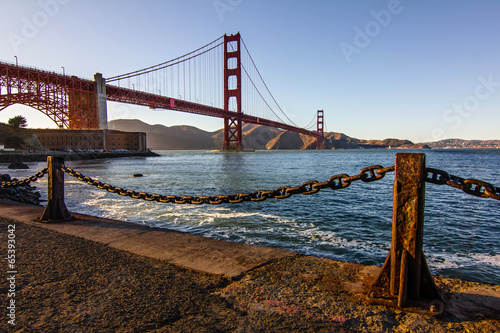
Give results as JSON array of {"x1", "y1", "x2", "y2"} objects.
[
  {"x1": 108, "y1": 119, "x2": 430, "y2": 150},
  {"x1": 109, "y1": 120, "x2": 286, "y2": 150},
  {"x1": 420, "y1": 139, "x2": 500, "y2": 149},
  {"x1": 109, "y1": 119, "x2": 217, "y2": 150},
  {"x1": 0, "y1": 123, "x2": 43, "y2": 150}
]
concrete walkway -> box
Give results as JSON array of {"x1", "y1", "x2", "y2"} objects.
[
  {"x1": 1, "y1": 199, "x2": 499, "y2": 332},
  {"x1": 0, "y1": 199, "x2": 296, "y2": 278}
]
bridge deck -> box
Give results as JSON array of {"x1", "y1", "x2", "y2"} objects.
[{"x1": 1, "y1": 61, "x2": 321, "y2": 139}]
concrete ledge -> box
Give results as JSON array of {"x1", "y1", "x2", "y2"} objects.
[{"x1": 0, "y1": 199, "x2": 296, "y2": 278}]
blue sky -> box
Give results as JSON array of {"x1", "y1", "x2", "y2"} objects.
[{"x1": 0, "y1": 0, "x2": 499, "y2": 142}]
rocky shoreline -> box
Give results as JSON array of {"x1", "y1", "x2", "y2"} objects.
[
  {"x1": 0, "y1": 151, "x2": 159, "y2": 204},
  {"x1": 0, "y1": 150, "x2": 160, "y2": 163},
  {"x1": 0, "y1": 174, "x2": 42, "y2": 205}
]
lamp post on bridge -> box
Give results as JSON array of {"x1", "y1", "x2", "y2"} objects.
[
  {"x1": 62, "y1": 66, "x2": 65, "y2": 76},
  {"x1": 14, "y1": 56, "x2": 18, "y2": 66}
]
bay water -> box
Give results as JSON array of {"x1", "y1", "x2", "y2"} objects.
[{"x1": 4, "y1": 149, "x2": 499, "y2": 285}]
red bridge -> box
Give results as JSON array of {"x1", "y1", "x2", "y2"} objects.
[{"x1": 0, "y1": 33, "x2": 324, "y2": 150}]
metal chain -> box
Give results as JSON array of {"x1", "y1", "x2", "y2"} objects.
[
  {"x1": 0, "y1": 168, "x2": 48, "y2": 188},
  {"x1": 62, "y1": 165, "x2": 395, "y2": 205},
  {"x1": 425, "y1": 168, "x2": 500, "y2": 201},
  {"x1": 4, "y1": 166, "x2": 497, "y2": 203}
]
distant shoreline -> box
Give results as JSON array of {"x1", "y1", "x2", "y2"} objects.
[{"x1": 2, "y1": 147, "x2": 498, "y2": 165}]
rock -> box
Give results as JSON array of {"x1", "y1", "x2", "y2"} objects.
[
  {"x1": 8, "y1": 162, "x2": 29, "y2": 169},
  {"x1": 0, "y1": 174, "x2": 42, "y2": 205},
  {"x1": 133, "y1": 174, "x2": 144, "y2": 177},
  {"x1": 0, "y1": 174, "x2": 11, "y2": 182}
]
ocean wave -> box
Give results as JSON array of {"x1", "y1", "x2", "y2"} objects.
[
  {"x1": 427, "y1": 252, "x2": 500, "y2": 270},
  {"x1": 19, "y1": 149, "x2": 498, "y2": 285}
]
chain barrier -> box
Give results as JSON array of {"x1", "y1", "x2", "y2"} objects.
[
  {"x1": 0, "y1": 168, "x2": 48, "y2": 188},
  {"x1": 2, "y1": 165, "x2": 498, "y2": 203},
  {"x1": 424, "y1": 168, "x2": 500, "y2": 201},
  {"x1": 62, "y1": 165, "x2": 395, "y2": 205}
]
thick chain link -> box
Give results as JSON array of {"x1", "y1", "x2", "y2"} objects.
[
  {"x1": 62, "y1": 165, "x2": 395, "y2": 205},
  {"x1": 3, "y1": 166, "x2": 497, "y2": 203},
  {"x1": 425, "y1": 168, "x2": 500, "y2": 201},
  {"x1": 0, "y1": 168, "x2": 48, "y2": 188}
]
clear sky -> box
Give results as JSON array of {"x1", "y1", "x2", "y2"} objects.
[{"x1": 0, "y1": 0, "x2": 499, "y2": 142}]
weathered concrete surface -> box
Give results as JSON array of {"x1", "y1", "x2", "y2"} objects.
[
  {"x1": 0, "y1": 199, "x2": 296, "y2": 278},
  {"x1": 0, "y1": 199, "x2": 499, "y2": 331}
]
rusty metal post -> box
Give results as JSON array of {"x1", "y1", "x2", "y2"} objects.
[
  {"x1": 368, "y1": 153, "x2": 443, "y2": 311},
  {"x1": 39, "y1": 156, "x2": 73, "y2": 222}
]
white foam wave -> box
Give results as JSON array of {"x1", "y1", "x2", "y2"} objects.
[
  {"x1": 427, "y1": 252, "x2": 500, "y2": 270},
  {"x1": 60, "y1": 179, "x2": 499, "y2": 281}
]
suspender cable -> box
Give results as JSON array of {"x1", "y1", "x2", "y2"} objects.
[
  {"x1": 240, "y1": 37, "x2": 299, "y2": 128},
  {"x1": 107, "y1": 36, "x2": 224, "y2": 82}
]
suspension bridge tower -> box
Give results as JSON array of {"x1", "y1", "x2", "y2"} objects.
[
  {"x1": 223, "y1": 33, "x2": 243, "y2": 151},
  {"x1": 316, "y1": 110, "x2": 325, "y2": 149}
]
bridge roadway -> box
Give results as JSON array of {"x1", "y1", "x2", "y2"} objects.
[
  {"x1": 106, "y1": 85, "x2": 322, "y2": 138},
  {"x1": 0, "y1": 61, "x2": 321, "y2": 138}
]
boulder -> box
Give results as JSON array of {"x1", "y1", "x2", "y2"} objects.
[{"x1": 8, "y1": 162, "x2": 29, "y2": 169}]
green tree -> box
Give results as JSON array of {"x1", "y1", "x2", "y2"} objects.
[{"x1": 8, "y1": 115, "x2": 28, "y2": 129}]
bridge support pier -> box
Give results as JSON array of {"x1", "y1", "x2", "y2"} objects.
[
  {"x1": 223, "y1": 116, "x2": 243, "y2": 151},
  {"x1": 95, "y1": 73, "x2": 108, "y2": 129}
]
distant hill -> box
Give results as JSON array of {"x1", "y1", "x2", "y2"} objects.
[
  {"x1": 109, "y1": 119, "x2": 286, "y2": 150},
  {"x1": 109, "y1": 119, "x2": 217, "y2": 150},
  {"x1": 420, "y1": 139, "x2": 500, "y2": 149},
  {"x1": 108, "y1": 119, "x2": 497, "y2": 150}
]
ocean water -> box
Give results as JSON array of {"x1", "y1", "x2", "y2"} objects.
[{"x1": 3, "y1": 149, "x2": 500, "y2": 285}]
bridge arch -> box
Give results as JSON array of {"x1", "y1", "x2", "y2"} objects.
[
  {"x1": 0, "y1": 98, "x2": 69, "y2": 129},
  {"x1": 0, "y1": 62, "x2": 99, "y2": 130}
]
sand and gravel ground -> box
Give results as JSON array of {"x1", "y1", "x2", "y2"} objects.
[{"x1": 1, "y1": 217, "x2": 499, "y2": 332}]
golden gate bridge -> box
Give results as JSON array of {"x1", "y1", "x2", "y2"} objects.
[{"x1": 0, "y1": 33, "x2": 325, "y2": 150}]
